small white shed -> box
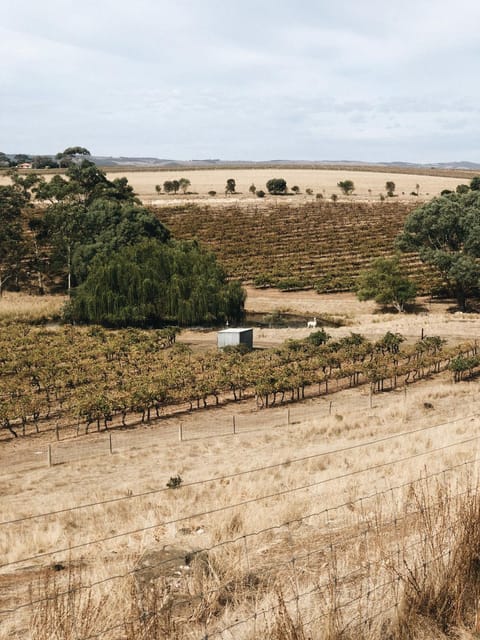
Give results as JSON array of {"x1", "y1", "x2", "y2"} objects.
[{"x1": 217, "y1": 328, "x2": 253, "y2": 350}]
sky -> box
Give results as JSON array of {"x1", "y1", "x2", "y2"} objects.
[{"x1": 2, "y1": 0, "x2": 480, "y2": 163}]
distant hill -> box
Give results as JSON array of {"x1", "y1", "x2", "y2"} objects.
[{"x1": 90, "y1": 157, "x2": 480, "y2": 171}]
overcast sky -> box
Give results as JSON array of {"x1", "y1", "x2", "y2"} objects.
[{"x1": 2, "y1": 0, "x2": 479, "y2": 162}]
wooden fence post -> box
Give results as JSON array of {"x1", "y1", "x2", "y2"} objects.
[
  {"x1": 369, "y1": 384, "x2": 373, "y2": 409},
  {"x1": 329, "y1": 401, "x2": 333, "y2": 415},
  {"x1": 232, "y1": 415, "x2": 236, "y2": 435},
  {"x1": 287, "y1": 408, "x2": 290, "y2": 425},
  {"x1": 47, "y1": 445, "x2": 52, "y2": 467},
  {"x1": 109, "y1": 433, "x2": 113, "y2": 454},
  {"x1": 178, "y1": 422, "x2": 183, "y2": 442}
]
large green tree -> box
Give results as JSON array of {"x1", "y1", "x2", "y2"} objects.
[
  {"x1": 33, "y1": 160, "x2": 169, "y2": 292},
  {"x1": 67, "y1": 239, "x2": 246, "y2": 327},
  {"x1": 397, "y1": 191, "x2": 480, "y2": 310}
]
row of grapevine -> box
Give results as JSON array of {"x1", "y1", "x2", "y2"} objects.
[
  {"x1": 0, "y1": 323, "x2": 476, "y2": 440},
  {"x1": 156, "y1": 200, "x2": 437, "y2": 292}
]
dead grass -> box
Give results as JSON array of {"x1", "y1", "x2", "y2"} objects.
[{"x1": 0, "y1": 292, "x2": 66, "y2": 323}]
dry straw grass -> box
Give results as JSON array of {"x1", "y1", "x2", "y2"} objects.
[
  {"x1": 0, "y1": 292, "x2": 66, "y2": 323},
  {"x1": 2, "y1": 373, "x2": 480, "y2": 639}
]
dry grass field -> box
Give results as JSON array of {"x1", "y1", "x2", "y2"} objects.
[
  {"x1": 0, "y1": 166, "x2": 473, "y2": 205},
  {"x1": 2, "y1": 290, "x2": 480, "y2": 639},
  {"x1": 113, "y1": 168, "x2": 469, "y2": 204}
]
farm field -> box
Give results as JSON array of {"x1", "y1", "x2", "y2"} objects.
[
  {"x1": 110, "y1": 167, "x2": 471, "y2": 204},
  {"x1": 2, "y1": 290, "x2": 480, "y2": 638}
]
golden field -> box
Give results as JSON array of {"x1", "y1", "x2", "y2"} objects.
[{"x1": 0, "y1": 166, "x2": 474, "y2": 204}]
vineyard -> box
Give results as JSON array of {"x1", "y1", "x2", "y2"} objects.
[
  {"x1": 155, "y1": 200, "x2": 436, "y2": 292},
  {"x1": 0, "y1": 321, "x2": 477, "y2": 442}
]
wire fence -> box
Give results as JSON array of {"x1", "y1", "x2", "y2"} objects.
[{"x1": 9, "y1": 380, "x2": 480, "y2": 471}]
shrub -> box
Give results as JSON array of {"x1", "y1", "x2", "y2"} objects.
[
  {"x1": 256, "y1": 190, "x2": 265, "y2": 198},
  {"x1": 208, "y1": 190, "x2": 216, "y2": 196},
  {"x1": 337, "y1": 180, "x2": 355, "y2": 195},
  {"x1": 307, "y1": 328, "x2": 330, "y2": 346},
  {"x1": 166, "y1": 475, "x2": 183, "y2": 489},
  {"x1": 266, "y1": 178, "x2": 287, "y2": 195},
  {"x1": 306, "y1": 188, "x2": 313, "y2": 195}
]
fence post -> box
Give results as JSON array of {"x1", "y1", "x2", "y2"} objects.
[
  {"x1": 329, "y1": 401, "x2": 333, "y2": 415},
  {"x1": 369, "y1": 384, "x2": 373, "y2": 409},
  {"x1": 109, "y1": 433, "x2": 113, "y2": 454},
  {"x1": 232, "y1": 415, "x2": 236, "y2": 435},
  {"x1": 287, "y1": 407, "x2": 290, "y2": 425},
  {"x1": 178, "y1": 422, "x2": 183, "y2": 442},
  {"x1": 47, "y1": 444, "x2": 52, "y2": 467},
  {"x1": 55, "y1": 422, "x2": 60, "y2": 441}
]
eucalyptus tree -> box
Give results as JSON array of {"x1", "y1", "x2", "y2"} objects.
[
  {"x1": 0, "y1": 183, "x2": 30, "y2": 294},
  {"x1": 397, "y1": 190, "x2": 480, "y2": 310}
]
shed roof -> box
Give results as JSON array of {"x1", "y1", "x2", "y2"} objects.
[{"x1": 218, "y1": 327, "x2": 252, "y2": 334}]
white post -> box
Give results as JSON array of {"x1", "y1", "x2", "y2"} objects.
[{"x1": 178, "y1": 423, "x2": 183, "y2": 442}]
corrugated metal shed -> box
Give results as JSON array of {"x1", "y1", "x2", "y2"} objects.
[{"x1": 217, "y1": 328, "x2": 253, "y2": 350}]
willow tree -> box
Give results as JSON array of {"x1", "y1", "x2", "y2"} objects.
[{"x1": 67, "y1": 239, "x2": 246, "y2": 327}]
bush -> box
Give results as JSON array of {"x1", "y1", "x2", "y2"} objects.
[
  {"x1": 316, "y1": 193, "x2": 323, "y2": 200},
  {"x1": 307, "y1": 328, "x2": 330, "y2": 346},
  {"x1": 306, "y1": 188, "x2": 313, "y2": 195},
  {"x1": 208, "y1": 190, "x2": 216, "y2": 196},
  {"x1": 266, "y1": 178, "x2": 287, "y2": 195},
  {"x1": 337, "y1": 180, "x2": 355, "y2": 195},
  {"x1": 256, "y1": 190, "x2": 265, "y2": 198}
]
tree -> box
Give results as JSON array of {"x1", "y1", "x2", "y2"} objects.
[
  {"x1": 67, "y1": 239, "x2": 246, "y2": 327},
  {"x1": 0, "y1": 152, "x2": 12, "y2": 167},
  {"x1": 337, "y1": 180, "x2": 354, "y2": 195},
  {"x1": 291, "y1": 185, "x2": 300, "y2": 194},
  {"x1": 249, "y1": 184, "x2": 256, "y2": 195},
  {"x1": 356, "y1": 256, "x2": 416, "y2": 312},
  {"x1": 456, "y1": 184, "x2": 470, "y2": 194},
  {"x1": 34, "y1": 160, "x2": 167, "y2": 293},
  {"x1": 266, "y1": 178, "x2": 287, "y2": 195},
  {"x1": 178, "y1": 178, "x2": 191, "y2": 194},
  {"x1": 385, "y1": 181, "x2": 396, "y2": 197},
  {"x1": 32, "y1": 155, "x2": 59, "y2": 169},
  {"x1": 56, "y1": 146, "x2": 91, "y2": 168},
  {"x1": 225, "y1": 178, "x2": 236, "y2": 194},
  {"x1": 155, "y1": 184, "x2": 162, "y2": 195},
  {"x1": 470, "y1": 176, "x2": 480, "y2": 191},
  {"x1": 396, "y1": 191, "x2": 480, "y2": 310},
  {"x1": 0, "y1": 184, "x2": 29, "y2": 294}
]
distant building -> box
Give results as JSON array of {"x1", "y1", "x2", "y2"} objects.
[
  {"x1": 217, "y1": 328, "x2": 253, "y2": 350},
  {"x1": 17, "y1": 163, "x2": 32, "y2": 169}
]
